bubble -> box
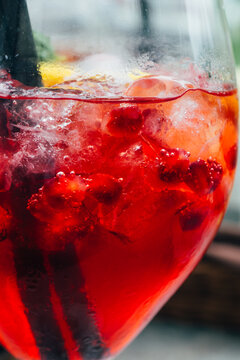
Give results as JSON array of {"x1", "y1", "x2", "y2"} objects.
[
  {"x1": 64, "y1": 155, "x2": 70, "y2": 162},
  {"x1": 56, "y1": 171, "x2": 65, "y2": 178}
]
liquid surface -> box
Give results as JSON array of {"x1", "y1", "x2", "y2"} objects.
[{"x1": 0, "y1": 75, "x2": 238, "y2": 360}]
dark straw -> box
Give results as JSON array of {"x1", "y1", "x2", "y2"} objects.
[
  {"x1": 0, "y1": 0, "x2": 42, "y2": 87},
  {"x1": 0, "y1": 2, "x2": 107, "y2": 358}
]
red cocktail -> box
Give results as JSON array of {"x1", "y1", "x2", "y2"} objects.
[{"x1": 0, "y1": 74, "x2": 237, "y2": 360}]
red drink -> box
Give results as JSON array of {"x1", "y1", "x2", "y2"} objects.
[{"x1": 0, "y1": 75, "x2": 238, "y2": 360}]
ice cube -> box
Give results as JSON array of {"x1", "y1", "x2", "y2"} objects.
[
  {"x1": 11, "y1": 133, "x2": 55, "y2": 178},
  {"x1": 126, "y1": 76, "x2": 193, "y2": 98},
  {"x1": 159, "y1": 90, "x2": 225, "y2": 160},
  {"x1": 54, "y1": 101, "x2": 104, "y2": 175},
  {"x1": 142, "y1": 107, "x2": 166, "y2": 138}
]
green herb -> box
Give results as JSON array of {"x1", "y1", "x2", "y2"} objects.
[{"x1": 33, "y1": 31, "x2": 57, "y2": 62}]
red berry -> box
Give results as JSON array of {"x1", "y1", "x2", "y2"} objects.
[
  {"x1": 43, "y1": 173, "x2": 87, "y2": 209},
  {"x1": 28, "y1": 173, "x2": 87, "y2": 222},
  {"x1": 178, "y1": 203, "x2": 208, "y2": 231},
  {"x1": 28, "y1": 174, "x2": 94, "y2": 250},
  {"x1": 207, "y1": 159, "x2": 223, "y2": 192},
  {"x1": 185, "y1": 159, "x2": 209, "y2": 194},
  {"x1": 158, "y1": 148, "x2": 190, "y2": 183},
  {"x1": 87, "y1": 174, "x2": 122, "y2": 204},
  {"x1": 107, "y1": 106, "x2": 143, "y2": 137},
  {"x1": 185, "y1": 158, "x2": 223, "y2": 195},
  {"x1": 225, "y1": 144, "x2": 237, "y2": 171}
]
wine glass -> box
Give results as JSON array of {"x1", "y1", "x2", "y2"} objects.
[{"x1": 0, "y1": 0, "x2": 237, "y2": 359}]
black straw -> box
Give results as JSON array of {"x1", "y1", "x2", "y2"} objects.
[
  {"x1": 1, "y1": 2, "x2": 107, "y2": 359},
  {"x1": 139, "y1": 0, "x2": 151, "y2": 37},
  {"x1": 0, "y1": 0, "x2": 42, "y2": 87}
]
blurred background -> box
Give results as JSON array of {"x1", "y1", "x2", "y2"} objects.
[{"x1": 1, "y1": 0, "x2": 240, "y2": 359}]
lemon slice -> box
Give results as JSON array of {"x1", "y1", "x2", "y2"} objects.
[
  {"x1": 39, "y1": 62, "x2": 73, "y2": 87},
  {"x1": 128, "y1": 69, "x2": 150, "y2": 81}
]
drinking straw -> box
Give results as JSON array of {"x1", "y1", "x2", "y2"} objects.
[
  {"x1": 139, "y1": 0, "x2": 151, "y2": 37},
  {"x1": 0, "y1": 1, "x2": 106, "y2": 358},
  {"x1": 138, "y1": 0, "x2": 153, "y2": 55},
  {"x1": 0, "y1": 0, "x2": 42, "y2": 86}
]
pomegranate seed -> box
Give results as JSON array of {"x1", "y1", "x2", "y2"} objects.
[
  {"x1": 185, "y1": 159, "x2": 209, "y2": 194},
  {"x1": 158, "y1": 148, "x2": 190, "y2": 183},
  {"x1": 185, "y1": 158, "x2": 223, "y2": 195},
  {"x1": 28, "y1": 174, "x2": 87, "y2": 222},
  {"x1": 107, "y1": 106, "x2": 143, "y2": 137},
  {"x1": 87, "y1": 174, "x2": 122, "y2": 204},
  {"x1": 43, "y1": 174, "x2": 87, "y2": 208},
  {"x1": 207, "y1": 159, "x2": 223, "y2": 192}
]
